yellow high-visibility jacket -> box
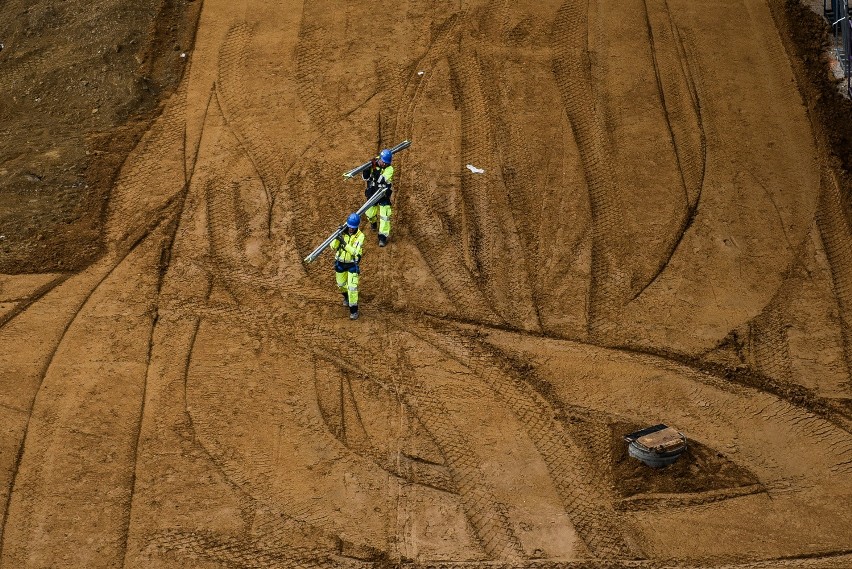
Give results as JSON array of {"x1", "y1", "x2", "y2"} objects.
[{"x1": 331, "y1": 230, "x2": 364, "y2": 265}]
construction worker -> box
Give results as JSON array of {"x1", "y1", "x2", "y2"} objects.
[
  {"x1": 362, "y1": 148, "x2": 394, "y2": 247},
  {"x1": 330, "y1": 213, "x2": 365, "y2": 320}
]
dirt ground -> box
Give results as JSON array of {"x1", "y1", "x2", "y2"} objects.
[{"x1": 1, "y1": 0, "x2": 851, "y2": 567}]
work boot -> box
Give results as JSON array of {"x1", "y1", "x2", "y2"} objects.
[
  {"x1": 349, "y1": 305, "x2": 359, "y2": 320},
  {"x1": 370, "y1": 221, "x2": 378, "y2": 232},
  {"x1": 341, "y1": 293, "x2": 349, "y2": 307},
  {"x1": 378, "y1": 234, "x2": 387, "y2": 247}
]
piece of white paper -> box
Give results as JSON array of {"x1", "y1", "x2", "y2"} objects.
[
  {"x1": 466, "y1": 164, "x2": 485, "y2": 174},
  {"x1": 417, "y1": 71, "x2": 425, "y2": 75}
]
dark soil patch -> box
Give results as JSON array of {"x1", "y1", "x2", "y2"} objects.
[
  {"x1": 0, "y1": 0, "x2": 201, "y2": 273},
  {"x1": 609, "y1": 421, "x2": 760, "y2": 498}
]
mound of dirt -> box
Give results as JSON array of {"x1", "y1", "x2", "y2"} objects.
[
  {"x1": 0, "y1": 0, "x2": 201, "y2": 273},
  {"x1": 609, "y1": 422, "x2": 760, "y2": 498}
]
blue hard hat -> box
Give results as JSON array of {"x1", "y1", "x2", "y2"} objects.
[
  {"x1": 346, "y1": 213, "x2": 360, "y2": 229},
  {"x1": 379, "y1": 149, "x2": 392, "y2": 164}
]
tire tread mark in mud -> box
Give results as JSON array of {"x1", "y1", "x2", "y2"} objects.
[
  {"x1": 761, "y1": 0, "x2": 852, "y2": 388},
  {"x1": 408, "y1": 551, "x2": 852, "y2": 569},
  {"x1": 216, "y1": 24, "x2": 276, "y2": 236},
  {"x1": 203, "y1": 166, "x2": 520, "y2": 557},
  {"x1": 745, "y1": 238, "x2": 813, "y2": 385},
  {"x1": 400, "y1": 317, "x2": 638, "y2": 558},
  {"x1": 312, "y1": 363, "x2": 456, "y2": 494},
  {"x1": 191, "y1": 292, "x2": 525, "y2": 560},
  {"x1": 294, "y1": 1, "x2": 338, "y2": 139},
  {"x1": 106, "y1": 75, "x2": 189, "y2": 248},
  {"x1": 615, "y1": 483, "x2": 766, "y2": 511},
  {"x1": 0, "y1": 274, "x2": 71, "y2": 330},
  {"x1": 476, "y1": 53, "x2": 548, "y2": 331},
  {"x1": 389, "y1": 345, "x2": 525, "y2": 560},
  {"x1": 551, "y1": 2, "x2": 627, "y2": 341},
  {"x1": 390, "y1": 14, "x2": 502, "y2": 325},
  {"x1": 118, "y1": 96, "x2": 211, "y2": 563},
  {"x1": 174, "y1": 292, "x2": 339, "y2": 560},
  {"x1": 629, "y1": 0, "x2": 706, "y2": 301},
  {"x1": 0, "y1": 203, "x2": 181, "y2": 564},
  {"x1": 450, "y1": 45, "x2": 539, "y2": 331},
  {"x1": 218, "y1": 22, "x2": 327, "y2": 267},
  {"x1": 294, "y1": 310, "x2": 526, "y2": 559},
  {"x1": 217, "y1": 22, "x2": 337, "y2": 264},
  {"x1": 816, "y1": 171, "x2": 852, "y2": 387},
  {"x1": 152, "y1": 529, "x2": 360, "y2": 569}
]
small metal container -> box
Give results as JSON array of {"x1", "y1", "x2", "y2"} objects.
[{"x1": 624, "y1": 424, "x2": 687, "y2": 468}]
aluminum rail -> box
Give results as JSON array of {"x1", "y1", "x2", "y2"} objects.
[
  {"x1": 342, "y1": 140, "x2": 411, "y2": 179},
  {"x1": 303, "y1": 188, "x2": 388, "y2": 264}
]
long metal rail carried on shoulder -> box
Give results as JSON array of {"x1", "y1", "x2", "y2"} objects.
[
  {"x1": 342, "y1": 140, "x2": 411, "y2": 179},
  {"x1": 303, "y1": 188, "x2": 388, "y2": 264}
]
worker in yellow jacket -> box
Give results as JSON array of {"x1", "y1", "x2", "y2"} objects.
[
  {"x1": 330, "y1": 213, "x2": 365, "y2": 320},
  {"x1": 362, "y1": 148, "x2": 394, "y2": 247}
]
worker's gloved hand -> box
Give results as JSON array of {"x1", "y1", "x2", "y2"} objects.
[{"x1": 371, "y1": 158, "x2": 378, "y2": 169}]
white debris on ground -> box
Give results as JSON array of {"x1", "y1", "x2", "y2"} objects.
[{"x1": 466, "y1": 164, "x2": 485, "y2": 174}]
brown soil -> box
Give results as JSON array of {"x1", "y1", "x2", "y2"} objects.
[
  {"x1": 609, "y1": 421, "x2": 760, "y2": 498},
  {"x1": 0, "y1": 0, "x2": 201, "y2": 272},
  {"x1": 1, "y1": 0, "x2": 852, "y2": 567}
]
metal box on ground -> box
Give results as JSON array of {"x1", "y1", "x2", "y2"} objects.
[{"x1": 624, "y1": 424, "x2": 687, "y2": 468}]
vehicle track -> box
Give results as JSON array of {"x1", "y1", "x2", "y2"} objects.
[
  {"x1": 217, "y1": 23, "x2": 277, "y2": 239},
  {"x1": 313, "y1": 361, "x2": 456, "y2": 494},
  {"x1": 388, "y1": 12, "x2": 504, "y2": 325},
  {"x1": 152, "y1": 528, "x2": 362, "y2": 569},
  {"x1": 0, "y1": 215, "x2": 177, "y2": 568},
  {"x1": 198, "y1": 141, "x2": 525, "y2": 558},
  {"x1": 447, "y1": 46, "x2": 539, "y2": 330},
  {"x1": 186, "y1": 289, "x2": 525, "y2": 560},
  {"x1": 399, "y1": 317, "x2": 639, "y2": 559},
  {"x1": 551, "y1": 0, "x2": 628, "y2": 341},
  {"x1": 816, "y1": 170, "x2": 852, "y2": 389},
  {"x1": 628, "y1": 0, "x2": 706, "y2": 301},
  {"x1": 105, "y1": 75, "x2": 189, "y2": 248},
  {"x1": 744, "y1": 238, "x2": 817, "y2": 385}
]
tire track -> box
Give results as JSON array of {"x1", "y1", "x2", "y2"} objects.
[
  {"x1": 629, "y1": 0, "x2": 706, "y2": 301},
  {"x1": 312, "y1": 363, "x2": 456, "y2": 494},
  {"x1": 0, "y1": 205, "x2": 180, "y2": 567},
  {"x1": 106, "y1": 73, "x2": 188, "y2": 249},
  {"x1": 447, "y1": 46, "x2": 539, "y2": 330},
  {"x1": 198, "y1": 122, "x2": 523, "y2": 558},
  {"x1": 0, "y1": 194, "x2": 181, "y2": 564},
  {"x1": 475, "y1": 51, "x2": 551, "y2": 331},
  {"x1": 816, "y1": 169, "x2": 852, "y2": 389},
  {"x1": 615, "y1": 483, "x2": 766, "y2": 511},
  {"x1": 551, "y1": 1, "x2": 628, "y2": 341},
  {"x1": 185, "y1": 287, "x2": 525, "y2": 560},
  {"x1": 152, "y1": 529, "x2": 357, "y2": 569},
  {"x1": 389, "y1": 13, "x2": 502, "y2": 325},
  {"x1": 399, "y1": 316, "x2": 639, "y2": 559},
  {"x1": 404, "y1": 551, "x2": 852, "y2": 568},
  {"x1": 0, "y1": 274, "x2": 70, "y2": 330},
  {"x1": 745, "y1": 239, "x2": 814, "y2": 384},
  {"x1": 216, "y1": 23, "x2": 277, "y2": 239},
  {"x1": 293, "y1": 0, "x2": 339, "y2": 139}
]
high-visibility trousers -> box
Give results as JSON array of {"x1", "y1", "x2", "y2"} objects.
[
  {"x1": 336, "y1": 269, "x2": 360, "y2": 306},
  {"x1": 366, "y1": 204, "x2": 392, "y2": 237}
]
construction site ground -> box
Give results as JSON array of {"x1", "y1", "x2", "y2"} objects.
[{"x1": 1, "y1": 0, "x2": 852, "y2": 567}]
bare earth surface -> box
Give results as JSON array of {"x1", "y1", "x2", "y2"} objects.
[{"x1": 1, "y1": 0, "x2": 852, "y2": 568}]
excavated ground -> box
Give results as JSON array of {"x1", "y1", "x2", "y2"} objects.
[{"x1": 1, "y1": 0, "x2": 851, "y2": 568}]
